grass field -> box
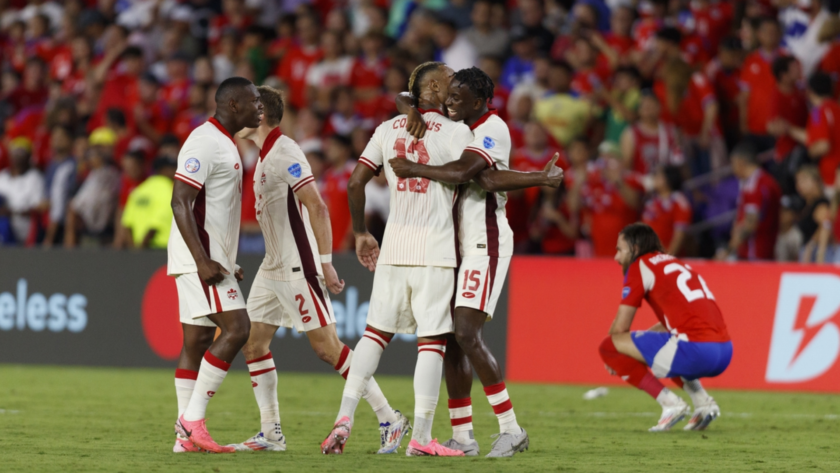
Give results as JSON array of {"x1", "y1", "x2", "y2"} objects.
[{"x1": 0, "y1": 365, "x2": 838, "y2": 472}]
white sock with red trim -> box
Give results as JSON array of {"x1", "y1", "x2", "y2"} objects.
[
  {"x1": 247, "y1": 351, "x2": 281, "y2": 440},
  {"x1": 183, "y1": 351, "x2": 230, "y2": 422},
  {"x1": 334, "y1": 344, "x2": 397, "y2": 425},
  {"x1": 413, "y1": 340, "x2": 447, "y2": 445},
  {"x1": 175, "y1": 369, "x2": 198, "y2": 418},
  {"x1": 337, "y1": 329, "x2": 391, "y2": 423},
  {"x1": 449, "y1": 397, "x2": 474, "y2": 444},
  {"x1": 484, "y1": 382, "x2": 521, "y2": 435}
]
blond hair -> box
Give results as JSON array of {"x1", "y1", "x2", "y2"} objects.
[
  {"x1": 408, "y1": 61, "x2": 445, "y2": 101},
  {"x1": 257, "y1": 85, "x2": 285, "y2": 127}
]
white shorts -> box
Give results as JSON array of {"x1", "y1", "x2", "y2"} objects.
[
  {"x1": 454, "y1": 255, "x2": 511, "y2": 319},
  {"x1": 247, "y1": 273, "x2": 336, "y2": 332},
  {"x1": 174, "y1": 271, "x2": 246, "y2": 327},
  {"x1": 366, "y1": 265, "x2": 455, "y2": 337}
]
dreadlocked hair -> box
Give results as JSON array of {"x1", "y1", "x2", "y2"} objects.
[
  {"x1": 408, "y1": 61, "x2": 446, "y2": 106},
  {"x1": 452, "y1": 67, "x2": 495, "y2": 104}
]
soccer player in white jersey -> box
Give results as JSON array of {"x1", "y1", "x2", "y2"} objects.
[
  {"x1": 228, "y1": 86, "x2": 410, "y2": 453},
  {"x1": 168, "y1": 77, "x2": 263, "y2": 453},
  {"x1": 391, "y1": 67, "x2": 564, "y2": 457},
  {"x1": 320, "y1": 62, "x2": 471, "y2": 457}
]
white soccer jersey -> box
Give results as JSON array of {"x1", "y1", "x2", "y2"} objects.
[
  {"x1": 458, "y1": 112, "x2": 514, "y2": 258},
  {"x1": 253, "y1": 127, "x2": 323, "y2": 282},
  {"x1": 359, "y1": 110, "x2": 473, "y2": 267},
  {"x1": 168, "y1": 118, "x2": 243, "y2": 275}
]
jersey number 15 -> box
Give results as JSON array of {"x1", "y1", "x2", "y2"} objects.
[{"x1": 394, "y1": 138, "x2": 430, "y2": 194}]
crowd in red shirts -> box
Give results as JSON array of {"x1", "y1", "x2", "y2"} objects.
[{"x1": 4, "y1": 0, "x2": 840, "y2": 263}]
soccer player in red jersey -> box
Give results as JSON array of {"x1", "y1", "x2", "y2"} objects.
[
  {"x1": 786, "y1": 72, "x2": 840, "y2": 186},
  {"x1": 600, "y1": 223, "x2": 732, "y2": 432},
  {"x1": 738, "y1": 17, "x2": 784, "y2": 150},
  {"x1": 642, "y1": 166, "x2": 692, "y2": 256}
]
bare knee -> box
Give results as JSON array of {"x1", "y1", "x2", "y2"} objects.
[
  {"x1": 454, "y1": 325, "x2": 481, "y2": 353},
  {"x1": 223, "y1": 316, "x2": 251, "y2": 347}
]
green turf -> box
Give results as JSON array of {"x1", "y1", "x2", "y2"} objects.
[{"x1": 0, "y1": 365, "x2": 838, "y2": 472}]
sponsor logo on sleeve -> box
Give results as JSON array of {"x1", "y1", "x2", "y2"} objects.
[
  {"x1": 622, "y1": 287, "x2": 631, "y2": 299},
  {"x1": 288, "y1": 163, "x2": 302, "y2": 178},
  {"x1": 185, "y1": 158, "x2": 200, "y2": 173},
  {"x1": 483, "y1": 136, "x2": 495, "y2": 149}
]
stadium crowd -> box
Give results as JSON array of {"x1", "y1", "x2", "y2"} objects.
[{"x1": 5, "y1": 0, "x2": 840, "y2": 263}]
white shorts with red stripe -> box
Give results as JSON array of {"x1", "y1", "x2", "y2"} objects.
[
  {"x1": 366, "y1": 264, "x2": 455, "y2": 337},
  {"x1": 174, "y1": 271, "x2": 246, "y2": 327},
  {"x1": 246, "y1": 273, "x2": 335, "y2": 332},
  {"x1": 454, "y1": 255, "x2": 511, "y2": 319}
]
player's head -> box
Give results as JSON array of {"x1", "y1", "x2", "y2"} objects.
[
  {"x1": 616, "y1": 223, "x2": 665, "y2": 272},
  {"x1": 215, "y1": 76, "x2": 263, "y2": 131},
  {"x1": 408, "y1": 61, "x2": 453, "y2": 109},
  {"x1": 445, "y1": 67, "x2": 494, "y2": 124},
  {"x1": 730, "y1": 140, "x2": 758, "y2": 179},
  {"x1": 237, "y1": 85, "x2": 284, "y2": 141}
]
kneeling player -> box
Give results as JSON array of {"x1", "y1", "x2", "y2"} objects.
[
  {"x1": 232, "y1": 86, "x2": 409, "y2": 453},
  {"x1": 601, "y1": 223, "x2": 732, "y2": 431}
]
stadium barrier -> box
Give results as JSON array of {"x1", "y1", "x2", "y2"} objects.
[
  {"x1": 507, "y1": 258, "x2": 840, "y2": 393},
  {"x1": 0, "y1": 249, "x2": 509, "y2": 375}
]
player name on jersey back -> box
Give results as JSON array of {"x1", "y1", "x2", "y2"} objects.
[
  {"x1": 168, "y1": 119, "x2": 243, "y2": 275},
  {"x1": 359, "y1": 110, "x2": 473, "y2": 267}
]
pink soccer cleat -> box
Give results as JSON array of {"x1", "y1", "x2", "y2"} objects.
[
  {"x1": 321, "y1": 417, "x2": 352, "y2": 455},
  {"x1": 173, "y1": 435, "x2": 201, "y2": 453},
  {"x1": 177, "y1": 415, "x2": 234, "y2": 453},
  {"x1": 406, "y1": 438, "x2": 466, "y2": 457}
]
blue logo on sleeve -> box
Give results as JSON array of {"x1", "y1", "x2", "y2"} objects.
[
  {"x1": 288, "y1": 163, "x2": 302, "y2": 178},
  {"x1": 483, "y1": 136, "x2": 496, "y2": 149},
  {"x1": 184, "y1": 158, "x2": 200, "y2": 173},
  {"x1": 622, "y1": 287, "x2": 631, "y2": 299}
]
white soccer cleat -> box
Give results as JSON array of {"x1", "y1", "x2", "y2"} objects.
[
  {"x1": 378, "y1": 410, "x2": 412, "y2": 454},
  {"x1": 684, "y1": 398, "x2": 720, "y2": 431},
  {"x1": 228, "y1": 431, "x2": 287, "y2": 452},
  {"x1": 649, "y1": 400, "x2": 691, "y2": 432}
]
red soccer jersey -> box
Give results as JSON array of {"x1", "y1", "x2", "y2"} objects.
[
  {"x1": 806, "y1": 100, "x2": 840, "y2": 185},
  {"x1": 689, "y1": 0, "x2": 734, "y2": 55},
  {"x1": 642, "y1": 192, "x2": 692, "y2": 251},
  {"x1": 633, "y1": 17, "x2": 664, "y2": 51},
  {"x1": 654, "y1": 73, "x2": 716, "y2": 137},
  {"x1": 349, "y1": 56, "x2": 389, "y2": 90},
  {"x1": 741, "y1": 50, "x2": 784, "y2": 135},
  {"x1": 705, "y1": 59, "x2": 741, "y2": 134},
  {"x1": 735, "y1": 168, "x2": 781, "y2": 260},
  {"x1": 571, "y1": 64, "x2": 611, "y2": 96},
  {"x1": 580, "y1": 162, "x2": 644, "y2": 257},
  {"x1": 276, "y1": 45, "x2": 323, "y2": 109},
  {"x1": 161, "y1": 78, "x2": 191, "y2": 113},
  {"x1": 629, "y1": 123, "x2": 683, "y2": 175},
  {"x1": 604, "y1": 32, "x2": 635, "y2": 57},
  {"x1": 490, "y1": 86, "x2": 510, "y2": 122},
  {"x1": 89, "y1": 71, "x2": 139, "y2": 132},
  {"x1": 622, "y1": 252, "x2": 730, "y2": 343},
  {"x1": 770, "y1": 87, "x2": 808, "y2": 160},
  {"x1": 319, "y1": 160, "x2": 355, "y2": 251}
]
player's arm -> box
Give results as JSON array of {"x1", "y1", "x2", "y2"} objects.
[
  {"x1": 170, "y1": 181, "x2": 228, "y2": 285},
  {"x1": 347, "y1": 164, "x2": 379, "y2": 272},
  {"x1": 390, "y1": 150, "x2": 487, "y2": 185},
  {"x1": 295, "y1": 182, "x2": 346, "y2": 294},
  {"x1": 608, "y1": 305, "x2": 637, "y2": 335},
  {"x1": 395, "y1": 92, "x2": 427, "y2": 139},
  {"x1": 720, "y1": 211, "x2": 758, "y2": 259},
  {"x1": 473, "y1": 153, "x2": 565, "y2": 192}
]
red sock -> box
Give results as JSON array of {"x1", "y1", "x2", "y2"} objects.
[
  {"x1": 599, "y1": 336, "x2": 665, "y2": 399},
  {"x1": 671, "y1": 377, "x2": 684, "y2": 389}
]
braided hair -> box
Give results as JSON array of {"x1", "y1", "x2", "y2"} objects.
[
  {"x1": 452, "y1": 67, "x2": 495, "y2": 105},
  {"x1": 408, "y1": 61, "x2": 446, "y2": 105}
]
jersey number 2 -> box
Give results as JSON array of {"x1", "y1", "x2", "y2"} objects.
[
  {"x1": 663, "y1": 263, "x2": 715, "y2": 302},
  {"x1": 393, "y1": 138, "x2": 431, "y2": 193}
]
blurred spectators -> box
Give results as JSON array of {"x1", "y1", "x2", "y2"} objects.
[
  {"x1": 0, "y1": 138, "x2": 44, "y2": 244},
  {"x1": 119, "y1": 157, "x2": 176, "y2": 250}
]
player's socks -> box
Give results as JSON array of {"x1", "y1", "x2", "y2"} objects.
[
  {"x1": 183, "y1": 351, "x2": 230, "y2": 422},
  {"x1": 656, "y1": 388, "x2": 682, "y2": 407},
  {"x1": 680, "y1": 377, "x2": 712, "y2": 406},
  {"x1": 484, "y1": 382, "x2": 521, "y2": 435},
  {"x1": 333, "y1": 344, "x2": 397, "y2": 425},
  {"x1": 599, "y1": 336, "x2": 666, "y2": 399},
  {"x1": 413, "y1": 340, "x2": 446, "y2": 445},
  {"x1": 175, "y1": 369, "x2": 198, "y2": 417},
  {"x1": 670, "y1": 377, "x2": 684, "y2": 389},
  {"x1": 449, "y1": 398, "x2": 474, "y2": 444},
  {"x1": 246, "y1": 351, "x2": 281, "y2": 440},
  {"x1": 337, "y1": 329, "x2": 392, "y2": 423}
]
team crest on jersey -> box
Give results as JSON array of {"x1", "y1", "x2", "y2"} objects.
[
  {"x1": 622, "y1": 287, "x2": 630, "y2": 299},
  {"x1": 483, "y1": 136, "x2": 496, "y2": 149},
  {"x1": 184, "y1": 158, "x2": 200, "y2": 173},
  {"x1": 288, "y1": 163, "x2": 302, "y2": 178},
  {"x1": 227, "y1": 288, "x2": 238, "y2": 300}
]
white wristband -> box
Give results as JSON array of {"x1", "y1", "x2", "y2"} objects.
[{"x1": 320, "y1": 254, "x2": 332, "y2": 264}]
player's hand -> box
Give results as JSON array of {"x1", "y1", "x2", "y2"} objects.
[
  {"x1": 355, "y1": 232, "x2": 380, "y2": 272},
  {"x1": 322, "y1": 263, "x2": 346, "y2": 295},
  {"x1": 542, "y1": 152, "x2": 565, "y2": 188},
  {"x1": 198, "y1": 259, "x2": 229, "y2": 286},
  {"x1": 406, "y1": 106, "x2": 427, "y2": 140},
  {"x1": 389, "y1": 158, "x2": 418, "y2": 178},
  {"x1": 235, "y1": 266, "x2": 244, "y2": 282}
]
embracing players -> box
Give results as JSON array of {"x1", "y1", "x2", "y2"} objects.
[
  {"x1": 392, "y1": 67, "x2": 563, "y2": 457},
  {"x1": 230, "y1": 85, "x2": 409, "y2": 453},
  {"x1": 321, "y1": 61, "x2": 474, "y2": 457},
  {"x1": 168, "y1": 77, "x2": 262, "y2": 453},
  {"x1": 600, "y1": 223, "x2": 732, "y2": 431}
]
